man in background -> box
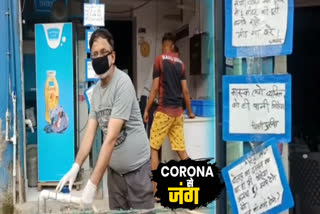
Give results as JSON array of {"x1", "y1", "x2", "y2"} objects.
[
  {"x1": 139, "y1": 45, "x2": 180, "y2": 137},
  {"x1": 144, "y1": 32, "x2": 195, "y2": 195}
]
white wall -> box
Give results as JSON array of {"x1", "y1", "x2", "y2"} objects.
[
  {"x1": 175, "y1": 0, "x2": 212, "y2": 99},
  {"x1": 133, "y1": 0, "x2": 212, "y2": 99},
  {"x1": 133, "y1": 0, "x2": 181, "y2": 97}
]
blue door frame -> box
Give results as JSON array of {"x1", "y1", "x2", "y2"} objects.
[{"x1": 0, "y1": 0, "x2": 26, "y2": 199}]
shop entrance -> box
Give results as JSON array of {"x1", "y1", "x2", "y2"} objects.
[{"x1": 287, "y1": 6, "x2": 320, "y2": 214}]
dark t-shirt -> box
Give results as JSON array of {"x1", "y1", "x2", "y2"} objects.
[{"x1": 153, "y1": 52, "x2": 186, "y2": 117}]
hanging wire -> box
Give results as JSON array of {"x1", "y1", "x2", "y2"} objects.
[{"x1": 105, "y1": 0, "x2": 152, "y2": 14}]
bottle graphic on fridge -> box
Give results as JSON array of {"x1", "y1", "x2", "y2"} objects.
[
  {"x1": 44, "y1": 70, "x2": 59, "y2": 123},
  {"x1": 44, "y1": 70, "x2": 69, "y2": 134}
]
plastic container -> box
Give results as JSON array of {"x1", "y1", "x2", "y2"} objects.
[{"x1": 186, "y1": 100, "x2": 214, "y2": 117}]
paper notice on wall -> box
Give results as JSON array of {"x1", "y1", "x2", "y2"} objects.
[
  {"x1": 232, "y1": 0, "x2": 288, "y2": 47},
  {"x1": 85, "y1": 29, "x2": 94, "y2": 53},
  {"x1": 229, "y1": 83, "x2": 285, "y2": 134},
  {"x1": 228, "y1": 145, "x2": 284, "y2": 214},
  {"x1": 84, "y1": 85, "x2": 95, "y2": 111},
  {"x1": 86, "y1": 59, "x2": 98, "y2": 81},
  {"x1": 83, "y1": 3, "x2": 105, "y2": 27}
]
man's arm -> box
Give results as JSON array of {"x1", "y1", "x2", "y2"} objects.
[
  {"x1": 181, "y1": 80, "x2": 195, "y2": 118},
  {"x1": 75, "y1": 118, "x2": 99, "y2": 166},
  {"x1": 90, "y1": 118, "x2": 124, "y2": 186},
  {"x1": 56, "y1": 118, "x2": 98, "y2": 192},
  {"x1": 144, "y1": 78, "x2": 159, "y2": 123}
]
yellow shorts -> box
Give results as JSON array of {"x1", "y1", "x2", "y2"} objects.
[{"x1": 150, "y1": 111, "x2": 185, "y2": 151}]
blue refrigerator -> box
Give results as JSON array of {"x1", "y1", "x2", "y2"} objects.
[{"x1": 35, "y1": 23, "x2": 75, "y2": 182}]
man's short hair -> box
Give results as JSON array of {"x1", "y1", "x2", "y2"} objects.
[
  {"x1": 162, "y1": 32, "x2": 176, "y2": 44},
  {"x1": 89, "y1": 28, "x2": 115, "y2": 50}
]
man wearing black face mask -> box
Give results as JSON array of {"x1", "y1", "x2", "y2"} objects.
[{"x1": 56, "y1": 29, "x2": 154, "y2": 210}]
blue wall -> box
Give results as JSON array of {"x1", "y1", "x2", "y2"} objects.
[
  {"x1": 0, "y1": 0, "x2": 24, "y2": 197},
  {"x1": 0, "y1": 0, "x2": 12, "y2": 196},
  {"x1": 0, "y1": 0, "x2": 9, "y2": 123}
]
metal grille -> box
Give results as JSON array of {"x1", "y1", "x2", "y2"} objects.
[{"x1": 290, "y1": 152, "x2": 320, "y2": 213}]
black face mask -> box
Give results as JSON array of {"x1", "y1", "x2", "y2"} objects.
[{"x1": 92, "y1": 53, "x2": 112, "y2": 76}]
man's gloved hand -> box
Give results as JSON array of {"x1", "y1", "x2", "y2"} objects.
[
  {"x1": 56, "y1": 163, "x2": 80, "y2": 192},
  {"x1": 81, "y1": 179, "x2": 97, "y2": 209}
]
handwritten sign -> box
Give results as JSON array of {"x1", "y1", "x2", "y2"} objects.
[
  {"x1": 84, "y1": 84, "x2": 95, "y2": 112},
  {"x1": 230, "y1": 83, "x2": 285, "y2": 134},
  {"x1": 224, "y1": 0, "x2": 294, "y2": 57},
  {"x1": 85, "y1": 59, "x2": 98, "y2": 82},
  {"x1": 83, "y1": 3, "x2": 105, "y2": 27},
  {"x1": 229, "y1": 145, "x2": 283, "y2": 213},
  {"x1": 232, "y1": 0, "x2": 288, "y2": 47},
  {"x1": 222, "y1": 141, "x2": 294, "y2": 214},
  {"x1": 85, "y1": 29, "x2": 94, "y2": 53},
  {"x1": 223, "y1": 74, "x2": 291, "y2": 142}
]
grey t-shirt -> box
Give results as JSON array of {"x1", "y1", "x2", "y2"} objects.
[{"x1": 89, "y1": 67, "x2": 150, "y2": 175}]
